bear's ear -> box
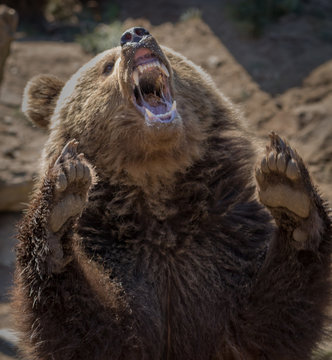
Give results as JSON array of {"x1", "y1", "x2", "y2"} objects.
[{"x1": 22, "y1": 74, "x2": 65, "y2": 129}]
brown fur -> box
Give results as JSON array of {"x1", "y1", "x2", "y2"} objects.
[
  {"x1": 14, "y1": 31, "x2": 331, "y2": 360},
  {"x1": 22, "y1": 74, "x2": 64, "y2": 128}
]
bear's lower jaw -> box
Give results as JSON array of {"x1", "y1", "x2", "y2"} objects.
[{"x1": 136, "y1": 99, "x2": 179, "y2": 126}]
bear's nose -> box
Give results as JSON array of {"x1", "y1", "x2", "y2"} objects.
[{"x1": 120, "y1": 27, "x2": 150, "y2": 46}]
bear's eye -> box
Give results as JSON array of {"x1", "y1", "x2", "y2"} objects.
[{"x1": 103, "y1": 62, "x2": 114, "y2": 75}]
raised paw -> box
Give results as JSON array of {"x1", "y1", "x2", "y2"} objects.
[
  {"x1": 255, "y1": 133, "x2": 311, "y2": 219},
  {"x1": 49, "y1": 140, "x2": 93, "y2": 233},
  {"x1": 53, "y1": 140, "x2": 92, "y2": 193}
]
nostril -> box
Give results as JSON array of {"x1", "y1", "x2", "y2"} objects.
[
  {"x1": 120, "y1": 27, "x2": 150, "y2": 46},
  {"x1": 134, "y1": 27, "x2": 149, "y2": 37},
  {"x1": 120, "y1": 31, "x2": 133, "y2": 46},
  {"x1": 124, "y1": 32, "x2": 132, "y2": 41}
]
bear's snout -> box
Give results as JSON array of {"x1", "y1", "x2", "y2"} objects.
[{"x1": 120, "y1": 27, "x2": 150, "y2": 47}]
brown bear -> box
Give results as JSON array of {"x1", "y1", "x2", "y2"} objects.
[{"x1": 14, "y1": 26, "x2": 331, "y2": 360}]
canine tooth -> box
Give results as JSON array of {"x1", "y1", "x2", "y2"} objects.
[
  {"x1": 145, "y1": 108, "x2": 155, "y2": 120},
  {"x1": 133, "y1": 70, "x2": 139, "y2": 86},
  {"x1": 161, "y1": 63, "x2": 170, "y2": 77},
  {"x1": 171, "y1": 101, "x2": 176, "y2": 111}
]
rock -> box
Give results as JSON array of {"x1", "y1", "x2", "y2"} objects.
[
  {"x1": 0, "y1": 5, "x2": 18, "y2": 86},
  {"x1": 0, "y1": 181, "x2": 33, "y2": 211}
]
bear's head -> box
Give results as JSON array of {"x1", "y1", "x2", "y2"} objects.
[{"x1": 23, "y1": 27, "x2": 233, "y2": 186}]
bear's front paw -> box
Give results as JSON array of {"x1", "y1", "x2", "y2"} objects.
[
  {"x1": 49, "y1": 140, "x2": 92, "y2": 233},
  {"x1": 255, "y1": 132, "x2": 312, "y2": 220}
]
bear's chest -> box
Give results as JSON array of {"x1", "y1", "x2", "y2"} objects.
[
  {"x1": 79, "y1": 186, "x2": 267, "y2": 358},
  {"x1": 83, "y1": 233, "x2": 251, "y2": 359}
]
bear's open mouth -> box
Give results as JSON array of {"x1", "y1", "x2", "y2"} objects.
[{"x1": 131, "y1": 48, "x2": 177, "y2": 124}]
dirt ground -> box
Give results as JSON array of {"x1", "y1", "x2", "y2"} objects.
[{"x1": 0, "y1": 1, "x2": 332, "y2": 358}]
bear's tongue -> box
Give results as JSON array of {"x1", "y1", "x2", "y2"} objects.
[{"x1": 144, "y1": 94, "x2": 167, "y2": 114}]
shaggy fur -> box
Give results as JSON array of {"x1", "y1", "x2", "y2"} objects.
[
  {"x1": 14, "y1": 30, "x2": 331, "y2": 360},
  {"x1": 22, "y1": 74, "x2": 64, "y2": 129}
]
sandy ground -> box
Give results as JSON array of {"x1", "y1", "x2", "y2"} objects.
[{"x1": 0, "y1": 7, "x2": 331, "y2": 359}]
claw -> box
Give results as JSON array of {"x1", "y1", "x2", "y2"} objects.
[
  {"x1": 269, "y1": 132, "x2": 278, "y2": 148},
  {"x1": 269, "y1": 131, "x2": 276, "y2": 141},
  {"x1": 261, "y1": 157, "x2": 269, "y2": 173},
  {"x1": 276, "y1": 153, "x2": 287, "y2": 173},
  {"x1": 269, "y1": 132, "x2": 286, "y2": 153},
  {"x1": 286, "y1": 158, "x2": 300, "y2": 180},
  {"x1": 55, "y1": 140, "x2": 79, "y2": 166},
  {"x1": 276, "y1": 136, "x2": 286, "y2": 152},
  {"x1": 62, "y1": 139, "x2": 78, "y2": 156},
  {"x1": 288, "y1": 147, "x2": 296, "y2": 159},
  {"x1": 267, "y1": 152, "x2": 277, "y2": 171}
]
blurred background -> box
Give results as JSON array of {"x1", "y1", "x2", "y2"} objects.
[{"x1": 0, "y1": 0, "x2": 331, "y2": 359}]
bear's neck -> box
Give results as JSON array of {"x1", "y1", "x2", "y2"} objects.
[
  {"x1": 107, "y1": 138, "x2": 204, "y2": 190},
  {"x1": 95, "y1": 120, "x2": 207, "y2": 190}
]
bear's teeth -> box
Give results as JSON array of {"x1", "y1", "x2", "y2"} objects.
[
  {"x1": 133, "y1": 70, "x2": 139, "y2": 86},
  {"x1": 145, "y1": 108, "x2": 155, "y2": 120},
  {"x1": 135, "y1": 60, "x2": 168, "y2": 76},
  {"x1": 158, "y1": 110, "x2": 171, "y2": 119},
  {"x1": 138, "y1": 64, "x2": 149, "y2": 73},
  {"x1": 145, "y1": 108, "x2": 171, "y2": 120},
  {"x1": 144, "y1": 101, "x2": 177, "y2": 121},
  {"x1": 160, "y1": 63, "x2": 169, "y2": 77}
]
